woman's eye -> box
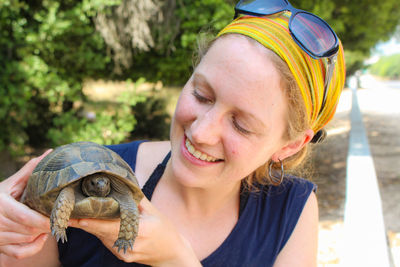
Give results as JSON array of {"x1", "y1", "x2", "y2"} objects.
[
  {"x1": 192, "y1": 90, "x2": 212, "y2": 104},
  {"x1": 232, "y1": 117, "x2": 251, "y2": 135}
]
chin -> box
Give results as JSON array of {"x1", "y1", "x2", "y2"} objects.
[{"x1": 169, "y1": 147, "x2": 211, "y2": 189}]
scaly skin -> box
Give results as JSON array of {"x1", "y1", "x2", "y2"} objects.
[
  {"x1": 109, "y1": 179, "x2": 139, "y2": 253},
  {"x1": 50, "y1": 186, "x2": 75, "y2": 243}
]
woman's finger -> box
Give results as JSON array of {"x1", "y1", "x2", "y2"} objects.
[
  {"x1": 138, "y1": 196, "x2": 158, "y2": 215},
  {"x1": 68, "y1": 218, "x2": 120, "y2": 240},
  {"x1": 7, "y1": 149, "x2": 52, "y2": 184},
  {"x1": 0, "y1": 233, "x2": 48, "y2": 259},
  {"x1": 0, "y1": 195, "x2": 50, "y2": 231},
  {"x1": 0, "y1": 231, "x2": 43, "y2": 246},
  {"x1": 4, "y1": 149, "x2": 52, "y2": 198},
  {"x1": 69, "y1": 218, "x2": 132, "y2": 261},
  {"x1": 0, "y1": 212, "x2": 44, "y2": 237}
]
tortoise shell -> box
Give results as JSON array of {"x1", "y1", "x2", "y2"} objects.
[{"x1": 22, "y1": 141, "x2": 143, "y2": 217}]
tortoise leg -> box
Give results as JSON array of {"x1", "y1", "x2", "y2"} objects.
[
  {"x1": 50, "y1": 186, "x2": 75, "y2": 243},
  {"x1": 109, "y1": 179, "x2": 139, "y2": 253}
]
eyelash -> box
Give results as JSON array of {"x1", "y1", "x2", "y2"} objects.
[
  {"x1": 192, "y1": 89, "x2": 251, "y2": 135},
  {"x1": 232, "y1": 116, "x2": 251, "y2": 135},
  {"x1": 192, "y1": 90, "x2": 212, "y2": 104}
]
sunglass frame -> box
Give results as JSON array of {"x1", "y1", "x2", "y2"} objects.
[
  {"x1": 234, "y1": 0, "x2": 339, "y2": 59},
  {"x1": 234, "y1": 0, "x2": 340, "y2": 114}
]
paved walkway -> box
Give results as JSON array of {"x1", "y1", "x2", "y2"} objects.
[
  {"x1": 342, "y1": 84, "x2": 390, "y2": 266},
  {"x1": 316, "y1": 75, "x2": 400, "y2": 266}
]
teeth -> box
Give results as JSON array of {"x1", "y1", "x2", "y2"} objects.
[{"x1": 185, "y1": 139, "x2": 219, "y2": 162}]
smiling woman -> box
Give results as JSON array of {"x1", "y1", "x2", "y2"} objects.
[
  {"x1": 193, "y1": 34, "x2": 315, "y2": 186},
  {"x1": 0, "y1": 0, "x2": 345, "y2": 266},
  {"x1": 169, "y1": 35, "x2": 292, "y2": 191}
]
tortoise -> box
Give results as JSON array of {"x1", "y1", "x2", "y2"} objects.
[{"x1": 21, "y1": 141, "x2": 144, "y2": 253}]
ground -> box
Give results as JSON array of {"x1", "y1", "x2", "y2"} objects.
[{"x1": 315, "y1": 77, "x2": 400, "y2": 266}]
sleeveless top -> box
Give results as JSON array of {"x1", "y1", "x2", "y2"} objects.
[{"x1": 58, "y1": 140, "x2": 316, "y2": 267}]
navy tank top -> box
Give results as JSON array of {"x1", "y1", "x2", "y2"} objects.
[{"x1": 58, "y1": 140, "x2": 316, "y2": 266}]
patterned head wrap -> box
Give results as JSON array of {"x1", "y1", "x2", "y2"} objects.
[{"x1": 217, "y1": 14, "x2": 346, "y2": 133}]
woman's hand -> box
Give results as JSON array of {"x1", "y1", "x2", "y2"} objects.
[
  {"x1": 0, "y1": 150, "x2": 52, "y2": 259},
  {"x1": 69, "y1": 197, "x2": 201, "y2": 267}
]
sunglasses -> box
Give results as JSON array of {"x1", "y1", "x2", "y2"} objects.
[{"x1": 234, "y1": 0, "x2": 339, "y2": 113}]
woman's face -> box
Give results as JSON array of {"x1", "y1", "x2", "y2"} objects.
[{"x1": 169, "y1": 35, "x2": 290, "y2": 189}]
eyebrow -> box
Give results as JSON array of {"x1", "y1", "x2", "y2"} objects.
[
  {"x1": 238, "y1": 109, "x2": 268, "y2": 134},
  {"x1": 193, "y1": 72, "x2": 267, "y2": 133},
  {"x1": 193, "y1": 73, "x2": 212, "y2": 90}
]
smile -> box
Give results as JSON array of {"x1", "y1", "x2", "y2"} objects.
[{"x1": 185, "y1": 138, "x2": 221, "y2": 162}]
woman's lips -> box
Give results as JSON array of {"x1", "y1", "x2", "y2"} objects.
[{"x1": 180, "y1": 136, "x2": 222, "y2": 166}]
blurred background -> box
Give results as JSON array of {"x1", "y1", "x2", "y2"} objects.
[{"x1": 0, "y1": 0, "x2": 399, "y2": 265}]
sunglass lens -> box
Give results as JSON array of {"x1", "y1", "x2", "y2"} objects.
[
  {"x1": 291, "y1": 12, "x2": 336, "y2": 57},
  {"x1": 236, "y1": 0, "x2": 287, "y2": 15}
]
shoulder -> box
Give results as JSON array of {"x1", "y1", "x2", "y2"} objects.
[
  {"x1": 107, "y1": 140, "x2": 171, "y2": 188},
  {"x1": 273, "y1": 191, "x2": 318, "y2": 266},
  {"x1": 246, "y1": 176, "x2": 317, "y2": 250},
  {"x1": 261, "y1": 176, "x2": 316, "y2": 217},
  {"x1": 246, "y1": 176, "x2": 316, "y2": 222},
  {"x1": 135, "y1": 141, "x2": 171, "y2": 188},
  {"x1": 251, "y1": 176, "x2": 316, "y2": 201},
  {"x1": 202, "y1": 177, "x2": 317, "y2": 265},
  {"x1": 265, "y1": 177, "x2": 318, "y2": 266}
]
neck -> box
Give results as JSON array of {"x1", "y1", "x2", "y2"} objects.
[{"x1": 160, "y1": 161, "x2": 241, "y2": 219}]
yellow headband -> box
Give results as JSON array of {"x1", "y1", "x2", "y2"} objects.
[{"x1": 217, "y1": 14, "x2": 346, "y2": 132}]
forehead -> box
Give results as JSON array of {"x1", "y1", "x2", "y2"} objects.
[{"x1": 197, "y1": 34, "x2": 282, "y2": 88}]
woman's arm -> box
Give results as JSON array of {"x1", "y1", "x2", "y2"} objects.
[
  {"x1": 273, "y1": 192, "x2": 319, "y2": 267},
  {"x1": 0, "y1": 151, "x2": 61, "y2": 267},
  {"x1": 0, "y1": 234, "x2": 60, "y2": 267}
]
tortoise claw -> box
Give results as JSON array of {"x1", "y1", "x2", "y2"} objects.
[
  {"x1": 51, "y1": 226, "x2": 67, "y2": 243},
  {"x1": 113, "y1": 239, "x2": 134, "y2": 254}
]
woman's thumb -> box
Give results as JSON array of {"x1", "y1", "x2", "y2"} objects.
[{"x1": 138, "y1": 197, "x2": 155, "y2": 214}]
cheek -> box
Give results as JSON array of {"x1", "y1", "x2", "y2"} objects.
[
  {"x1": 225, "y1": 135, "x2": 249, "y2": 160},
  {"x1": 226, "y1": 136, "x2": 274, "y2": 168},
  {"x1": 230, "y1": 146, "x2": 238, "y2": 156}
]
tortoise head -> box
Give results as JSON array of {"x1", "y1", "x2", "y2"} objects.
[{"x1": 81, "y1": 173, "x2": 111, "y2": 197}]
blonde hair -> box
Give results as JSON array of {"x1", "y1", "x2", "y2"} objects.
[{"x1": 193, "y1": 33, "x2": 311, "y2": 187}]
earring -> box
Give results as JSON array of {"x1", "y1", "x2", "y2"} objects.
[{"x1": 268, "y1": 159, "x2": 284, "y2": 185}]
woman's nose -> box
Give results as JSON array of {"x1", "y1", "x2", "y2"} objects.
[{"x1": 190, "y1": 108, "x2": 222, "y2": 146}]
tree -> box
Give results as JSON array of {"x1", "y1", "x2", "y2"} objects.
[
  {"x1": 94, "y1": 0, "x2": 400, "y2": 80},
  {"x1": 93, "y1": 0, "x2": 164, "y2": 74}
]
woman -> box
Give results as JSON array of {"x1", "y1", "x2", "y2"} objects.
[{"x1": 0, "y1": 1, "x2": 345, "y2": 266}]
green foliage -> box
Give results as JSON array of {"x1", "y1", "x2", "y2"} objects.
[
  {"x1": 130, "y1": 0, "x2": 234, "y2": 85},
  {"x1": 0, "y1": 0, "x2": 142, "y2": 154},
  {"x1": 369, "y1": 53, "x2": 400, "y2": 79},
  {"x1": 344, "y1": 50, "x2": 367, "y2": 79},
  {"x1": 131, "y1": 94, "x2": 171, "y2": 141},
  {"x1": 47, "y1": 108, "x2": 136, "y2": 146},
  {"x1": 47, "y1": 82, "x2": 147, "y2": 146},
  {"x1": 130, "y1": 0, "x2": 400, "y2": 81}
]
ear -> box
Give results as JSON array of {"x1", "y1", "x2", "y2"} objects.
[{"x1": 271, "y1": 129, "x2": 314, "y2": 162}]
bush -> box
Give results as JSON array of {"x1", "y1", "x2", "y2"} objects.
[
  {"x1": 1, "y1": 3, "x2": 175, "y2": 158},
  {"x1": 131, "y1": 94, "x2": 171, "y2": 140},
  {"x1": 369, "y1": 53, "x2": 400, "y2": 79},
  {"x1": 0, "y1": 0, "x2": 135, "y2": 154}
]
